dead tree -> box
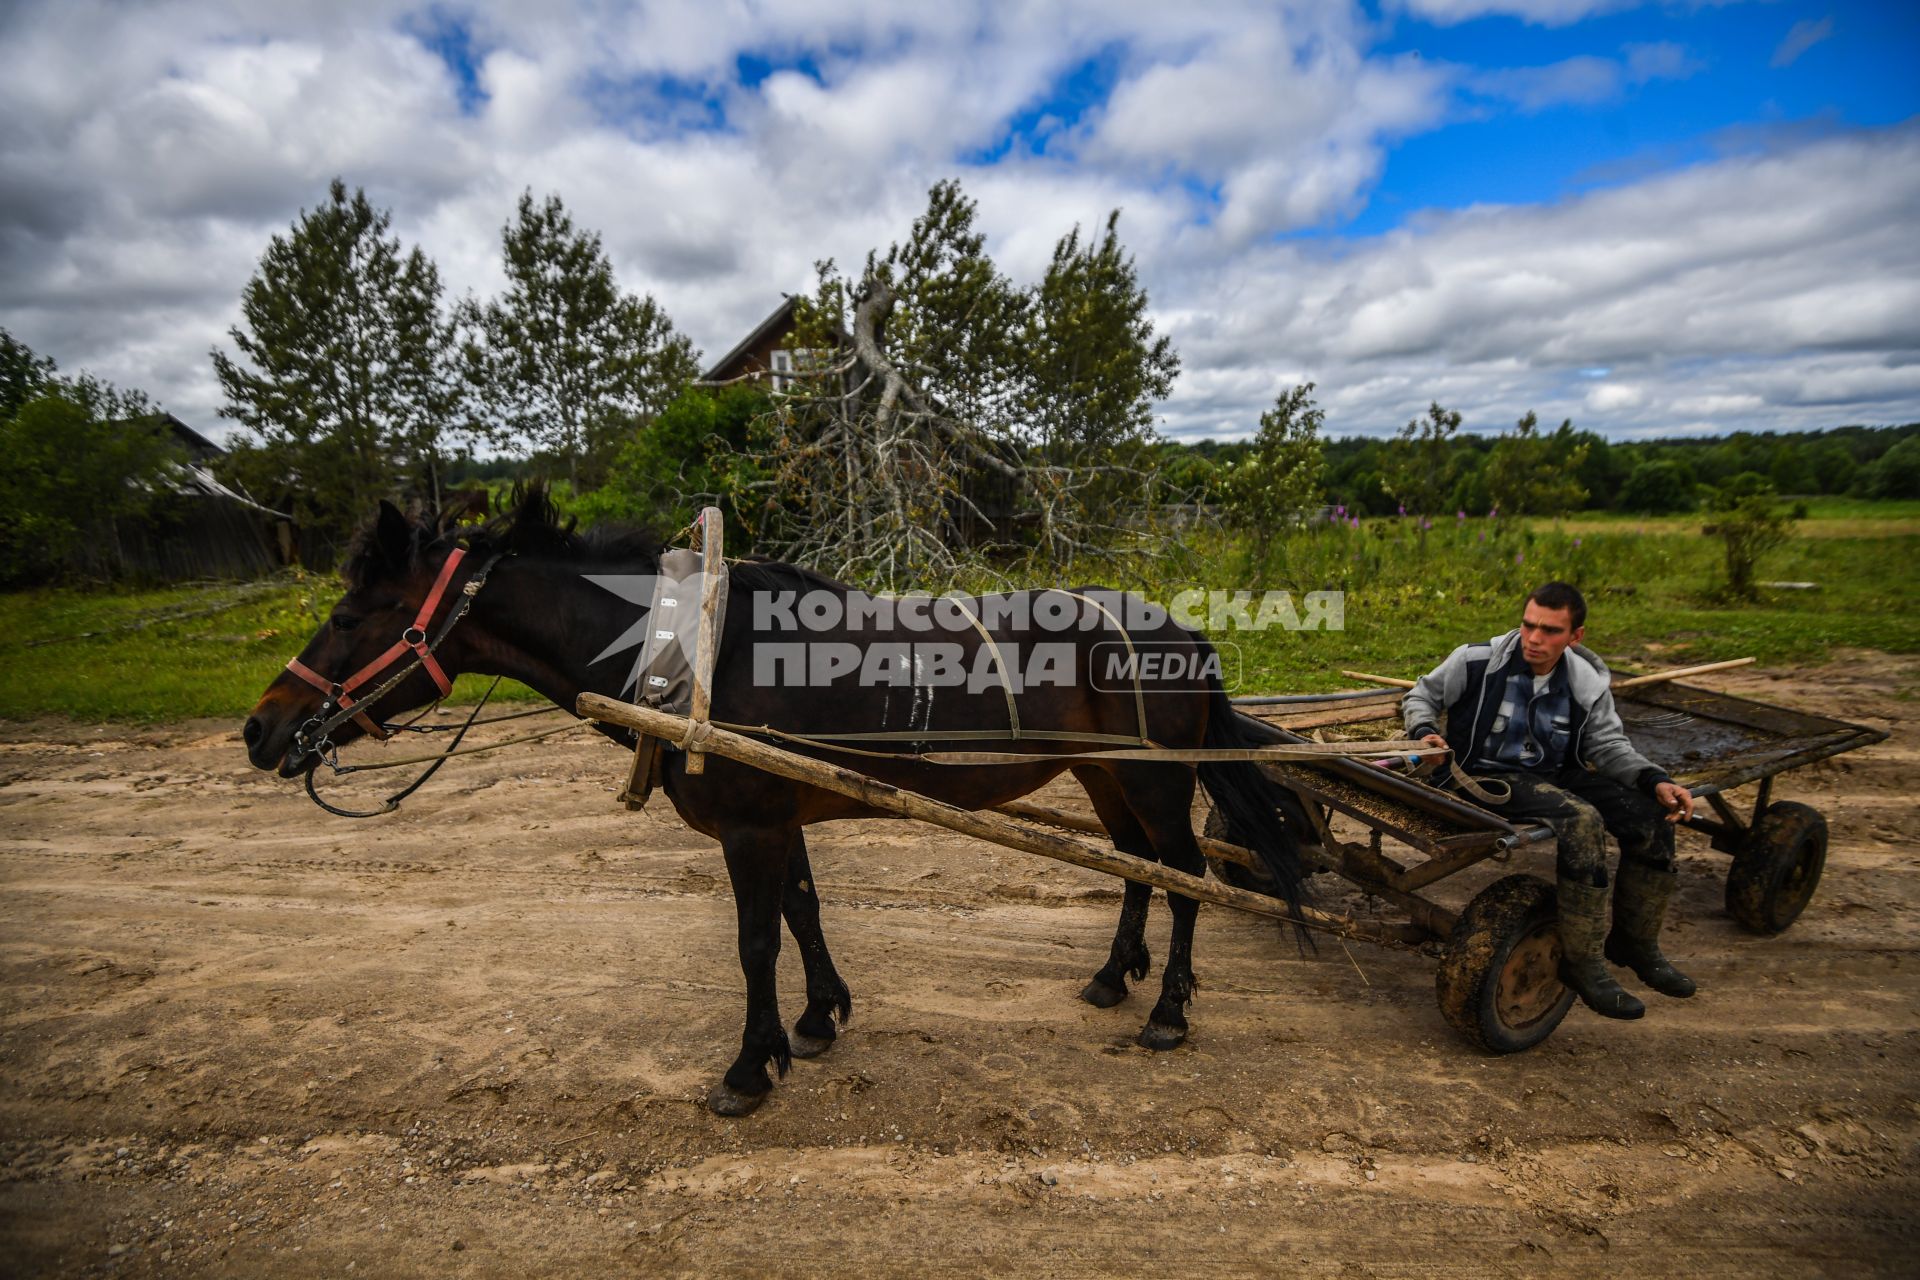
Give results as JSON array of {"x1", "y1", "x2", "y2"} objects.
[{"x1": 708, "y1": 275, "x2": 1198, "y2": 590}]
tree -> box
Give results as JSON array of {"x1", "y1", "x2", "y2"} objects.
[
  {"x1": 1618, "y1": 460, "x2": 1695, "y2": 513},
  {"x1": 1768, "y1": 442, "x2": 1815, "y2": 495},
  {"x1": 1484, "y1": 411, "x2": 1589, "y2": 517},
  {"x1": 1808, "y1": 441, "x2": 1858, "y2": 494},
  {"x1": 760, "y1": 179, "x2": 1186, "y2": 582},
  {"x1": 460, "y1": 191, "x2": 699, "y2": 489},
  {"x1": 1224, "y1": 383, "x2": 1326, "y2": 568},
  {"x1": 1381, "y1": 401, "x2": 1462, "y2": 519},
  {"x1": 212, "y1": 179, "x2": 464, "y2": 545},
  {"x1": 866, "y1": 180, "x2": 1030, "y2": 435},
  {"x1": 1859, "y1": 436, "x2": 1920, "y2": 499},
  {"x1": 1022, "y1": 210, "x2": 1180, "y2": 452},
  {"x1": 1701, "y1": 473, "x2": 1798, "y2": 599},
  {"x1": 1, "y1": 327, "x2": 59, "y2": 424},
  {"x1": 578, "y1": 383, "x2": 773, "y2": 536},
  {"x1": 0, "y1": 391, "x2": 182, "y2": 583}
]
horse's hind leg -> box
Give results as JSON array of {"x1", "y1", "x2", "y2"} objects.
[
  {"x1": 1073, "y1": 765, "x2": 1155, "y2": 1009},
  {"x1": 1105, "y1": 763, "x2": 1208, "y2": 1051},
  {"x1": 709, "y1": 824, "x2": 794, "y2": 1116},
  {"x1": 782, "y1": 830, "x2": 852, "y2": 1058}
]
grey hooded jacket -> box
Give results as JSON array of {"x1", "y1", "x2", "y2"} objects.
[{"x1": 1403, "y1": 628, "x2": 1671, "y2": 794}]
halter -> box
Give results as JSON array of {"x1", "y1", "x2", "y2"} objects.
[{"x1": 286, "y1": 546, "x2": 504, "y2": 766}]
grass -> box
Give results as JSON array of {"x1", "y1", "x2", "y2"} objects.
[
  {"x1": 0, "y1": 572, "x2": 534, "y2": 723},
  {"x1": 1206, "y1": 509, "x2": 1918, "y2": 693},
  {"x1": 2, "y1": 502, "x2": 1915, "y2": 721}
]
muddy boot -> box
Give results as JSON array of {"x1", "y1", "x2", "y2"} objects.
[
  {"x1": 1605, "y1": 862, "x2": 1696, "y2": 998},
  {"x1": 1557, "y1": 879, "x2": 1645, "y2": 1020}
]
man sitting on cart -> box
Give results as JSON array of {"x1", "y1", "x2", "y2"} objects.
[{"x1": 1406, "y1": 581, "x2": 1696, "y2": 1020}]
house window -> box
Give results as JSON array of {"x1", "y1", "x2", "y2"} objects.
[{"x1": 769, "y1": 348, "x2": 834, "y2": 393}]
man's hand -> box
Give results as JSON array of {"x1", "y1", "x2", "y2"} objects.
[
  {"x1": 1655, "y1": 780, "x2": 1694, "y2": 824},
  {"x1": 1419, "y1": 733, "x2": 1448, "y2": 753}
]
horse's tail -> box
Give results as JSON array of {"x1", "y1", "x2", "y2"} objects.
[{"x1": 1192, "y1": 635, "x2": 1315, "y2": 944}]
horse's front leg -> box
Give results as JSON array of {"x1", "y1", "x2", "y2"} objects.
[
  {"x1": 782, "y1": 830, "x2": 852, "y2": 1058},
  {"x1": 709, "y1": 824, "x2": 794, "y2": 1116}
]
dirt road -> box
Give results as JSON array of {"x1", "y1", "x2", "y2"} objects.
[{"x1": 2, "y1": 656, "x2": 1915, "y2": 1276}]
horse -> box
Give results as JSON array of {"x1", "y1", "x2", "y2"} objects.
[{"x1": 243, "y1": 489, "x2": 1311, "y2": 1115}]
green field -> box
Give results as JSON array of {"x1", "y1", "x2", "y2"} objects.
[{"x1": 1, "y1": 503, "x2": 1915, "y2": 722}]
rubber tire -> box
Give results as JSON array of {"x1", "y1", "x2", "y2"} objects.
[
  {"x1": 1202, "y1": 803, "x2": 1283, "y2": 895},
  {"x1": 1436, "y1": 874, "x2": 1576, "y2": 1054},
  {"x1": 1726, "y1": 800, "x2": 1828, "y2": 936}
]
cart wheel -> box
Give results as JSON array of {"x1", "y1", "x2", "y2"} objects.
[
  {"x1": 1202, "y1": 804, "x2": 1282, "y2": 895},
  {"x1": 1436, "y1": 875, "x2": 1575, "y2": 1054},
  {"x1": 1726, "y1": 801, "x2": 1827, "y2": 935}
]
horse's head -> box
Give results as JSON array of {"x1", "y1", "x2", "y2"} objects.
[{"x1": 244, "y1": 500, "x2": 475, "y2": 776}]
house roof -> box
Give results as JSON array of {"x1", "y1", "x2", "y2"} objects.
[
  {"x1": 700, "y1": 295, "x2": 800, "y2": 382},
  {"x1": 159, "y1": 412, "x2": 223, "y2": 458}
]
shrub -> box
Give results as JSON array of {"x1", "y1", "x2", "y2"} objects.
[{"x1": 1701, "y1": 473, "x2": 1797, "y2": 599}]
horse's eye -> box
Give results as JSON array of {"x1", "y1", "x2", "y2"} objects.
[{"x1": 330, "y1": 615, "x2": 361, "y2": 633}]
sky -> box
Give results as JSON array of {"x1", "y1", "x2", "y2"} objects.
[{"x1": 2, "y1": 0, "x2": 1916, "y2": 443}]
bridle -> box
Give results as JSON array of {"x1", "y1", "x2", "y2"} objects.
[{"x1": 282, "y1": 545, "x2": 507, "y2": 813}]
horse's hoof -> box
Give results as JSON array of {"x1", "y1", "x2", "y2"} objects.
[
  {"x1": 788, "y1": 1030, "x2": 835, "y2": 1059},
  {"x1": 706, "y1": 1083, "x2": 768, "y2": 1116},
  {"x1": 1080, "y1": 979, "x2": 1127, "y2": 1009},
  {"x1": 1135, "y1": 1020, "x2": 1187, "y2": 1051}
]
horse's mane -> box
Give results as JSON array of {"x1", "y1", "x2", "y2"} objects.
[
  {"x1": 342, "y1": 484, "x2": 666, "y2": 590},
  {"x1": 341, "y1": 483, "x2": 851, "y2": 597}
]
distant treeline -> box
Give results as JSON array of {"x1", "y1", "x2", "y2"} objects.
[{"x1": 1163, "y1": 421, "x2": 1920, "y2": 515}]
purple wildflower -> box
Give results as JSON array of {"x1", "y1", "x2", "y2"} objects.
[
  {"x1": 1573, "y1": 538, "x2": 1582, "y2": 548},
  {"x1": 1488, "y1": 505, "x2": 1499, "y2": 518},
  {"x1": 1456, "y1": 509, "x2": 1466, "y2": 520},
  {"x1": 1420, "y1": 517, "x2": 1432, "y2": 531},
  {"x1": 1397, "y1": 503, "x2": 1406, "y2": 517},
  {"x1": 1350, "y1": 516, "x2": 1360, "y2": 529},
  {"x1": 1477, "y1": 531, "x2": 1485, "y2": 542},
  {"x1": 1515, "y1": 551, "x2": 1525, "y2": 564},
  {"x1": 1335, "y1": 504, "x2": 1346, "y2": 517}
]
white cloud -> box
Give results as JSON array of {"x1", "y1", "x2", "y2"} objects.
[
  {"x1": 1471, "y1": 41, "x2": 1699, "y2": 113},
  {"x1": 1771, "y1": 15, "x2": 1835, "y2": 68},
  {"x1": 1392, "y1": 0, "x2": 1638, "y2": 26},
  {"x1": 1154, "y1": 125, "x2": 1920, "y2": 438},
  {"x1": 0, "y1": 0, "x2": 1912, "y2": 460}
]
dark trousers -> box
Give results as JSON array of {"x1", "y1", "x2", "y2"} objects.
[{"x1": 1474, "y1": 768, "x2": 1675, "y2": 888}]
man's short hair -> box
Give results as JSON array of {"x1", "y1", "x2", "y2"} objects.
[{"x1": 1525, "y1": 581, "x2": 1586, "y2": 630}]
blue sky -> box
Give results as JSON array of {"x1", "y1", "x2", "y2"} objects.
[
  {"x1": 1349, "y1": 1, "x2": 1918, "y2": 235},
  {"x1": 1, "y1": 0, "x2": 1916, "y2": 441}
]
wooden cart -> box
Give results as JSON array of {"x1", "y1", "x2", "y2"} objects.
[
  {"x1": 1216, "y1": 680, "x2": 1887, "y2": 1053},
  {"x1": 576, "y1": 677, "x2": 1884, "y2": 1057}
]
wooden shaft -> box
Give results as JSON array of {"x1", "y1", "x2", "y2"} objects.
[
  {"x1": 990, "y1": 799, "x2": 1260, "y2": 870},
  {"x1": 1341, "y1": 670, "x2": 1417, "y2": 689},
  {"x1": 579, "y1": 693, "x2": 1363, "y2": 934},
  {"x1": 1612, "y1": 656, "x2": 1754, "y2": 689}
]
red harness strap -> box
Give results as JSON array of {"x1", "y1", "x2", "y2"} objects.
[{"x1": 285, "y1": 548, "x2": 470, "y2": 740}]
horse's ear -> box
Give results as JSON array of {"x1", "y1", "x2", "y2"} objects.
[{"x1": 376, "y1": 500, "x2": 413, "y2": 563}]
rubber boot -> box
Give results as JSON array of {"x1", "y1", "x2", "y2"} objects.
[
  {"x1": 1557, "y1": 879, "x2": 1645, "y2": 1020},
  {"x1": 1605, "y1": 862, "x2": 1697, "y2": 998}
]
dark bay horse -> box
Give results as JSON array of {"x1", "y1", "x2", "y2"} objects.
[{"x1": 244, "y1": 492, "x2": 1309, "y2": 1114}]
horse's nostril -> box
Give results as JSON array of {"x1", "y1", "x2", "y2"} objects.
[{"x1": 244, "y1": 717, "x2": 263, "y2": 747}]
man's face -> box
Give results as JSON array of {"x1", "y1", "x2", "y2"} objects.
[{"x1": 1519, "y1": 601, "x2": 1583, "y2": 673}]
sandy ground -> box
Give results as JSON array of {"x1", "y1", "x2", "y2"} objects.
[{"x1": 1, "y1": 655, "x2": 1916, "y2": 1277}]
